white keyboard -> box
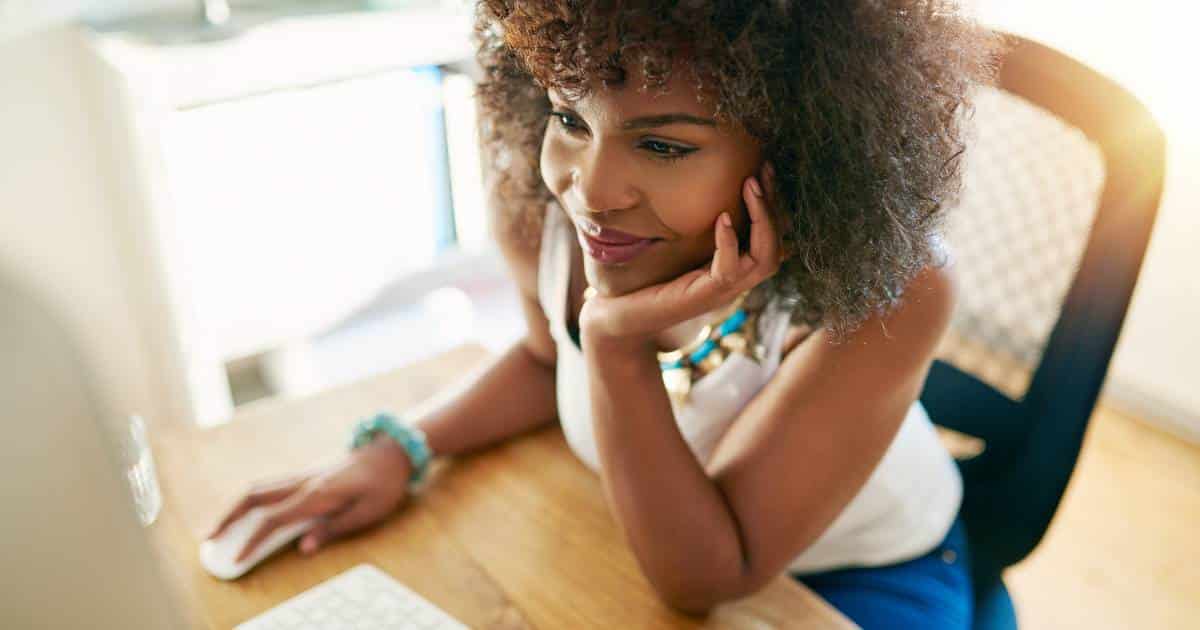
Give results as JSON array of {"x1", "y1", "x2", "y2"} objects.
[{"x1": 235, "y1": 564, "x2": 469, "y2": 630}]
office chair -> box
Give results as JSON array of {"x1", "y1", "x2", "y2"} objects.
[{"x1": 920, "y1": 34, "x2": 1166, "y2": 629}]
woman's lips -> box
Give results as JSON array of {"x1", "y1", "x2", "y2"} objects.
[{"x1": 578, "y1": 231, "x2": 659, "y2": 265}]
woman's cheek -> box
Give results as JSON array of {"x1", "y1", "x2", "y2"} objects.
[
  {"x1": 539, "y1": 135, "x2": 568, "y2": 194},
  {"x1": 653, "y1": 185, "x2": 735, "y2": 236}
]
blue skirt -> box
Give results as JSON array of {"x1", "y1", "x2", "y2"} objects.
[{"x1": 791, "y1": 517, "x2": 972, "y2": 629}]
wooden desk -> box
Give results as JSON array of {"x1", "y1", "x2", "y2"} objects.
[{"x1": 151, "y1": 345, "x2": 855, "y2": 629}]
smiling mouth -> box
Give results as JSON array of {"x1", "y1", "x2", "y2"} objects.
[
  {"x1": 577, "y1": 231, "x2": 660, "y2": 265},
  {"x1": 575, "y1": 217, "x2": 655, "y2": 242}
]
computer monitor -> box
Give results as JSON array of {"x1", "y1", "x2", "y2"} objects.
[{"x1": 0, "y1": 271, "x2": 192, "y2": 629}]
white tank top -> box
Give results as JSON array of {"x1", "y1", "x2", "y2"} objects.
[{"x1": 536, "y1": 203, "x2": 963, "y2": 573}]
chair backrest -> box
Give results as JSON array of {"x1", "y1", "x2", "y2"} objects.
[{"x1": 920, "y1": 33, "x2": 1165, "y2": 581}]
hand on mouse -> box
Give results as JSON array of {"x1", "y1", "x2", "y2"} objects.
[{"x1": 207, "y1": 433, "x2": 413, "y2": 562}]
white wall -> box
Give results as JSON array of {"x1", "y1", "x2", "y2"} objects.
[{"x1": 0, "y1": 26, "x2": 167, "y2": 426}]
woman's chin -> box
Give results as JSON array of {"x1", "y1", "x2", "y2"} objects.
[{"x1": 585, "y1": 264, "x2": 651, "y2": 298}]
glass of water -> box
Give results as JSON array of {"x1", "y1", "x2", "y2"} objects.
[{"x1": 116, "y1": 414, "x2": 163, "y2": 527}]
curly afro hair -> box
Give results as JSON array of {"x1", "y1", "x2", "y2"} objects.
[{"x1": 473, "y1": 0, "x2": 1003, "y2": 338}]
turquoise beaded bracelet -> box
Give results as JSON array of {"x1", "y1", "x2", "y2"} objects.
[{"x1": 349, "y1": 412, "x2": 432, "y2": 488}]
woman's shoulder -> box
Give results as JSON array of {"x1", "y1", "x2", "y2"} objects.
[
  {"x1": 904, "y1": 259, "x2": 959, "y2": 341},
  {"x1": 778, "y1": 261, "x2": 957, "y2": 361}
]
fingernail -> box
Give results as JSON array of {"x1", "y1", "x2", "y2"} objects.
[
  {"x1": 722, "y1": 212, "x2": 733, "y2": 228},
  {"x1": 300, "y1": 537, "x2": 317, "y2": 553},
  {"x1": 748, "y1": 178, "x2": 763, "y2": 197}
]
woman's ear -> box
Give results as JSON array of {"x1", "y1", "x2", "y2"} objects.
[{"x1": 760, "y1": 160, "x2": 777, "y2": 202}]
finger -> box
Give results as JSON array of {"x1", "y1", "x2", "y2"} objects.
[
  {"x1": 299, "y1": 497, "x2": 394, "y2": 554},
  {"x1": 741, "y1": 174, "x2": 780, "y2": 276},
  {"x1": 710, "y1": 212, "x2": 741, "y2": 290},
  {"x1": 208, "y1": 474, "x2": 308, "y2": 540},
  {"x1": 236, "y1": 489, "x2": 334, "y2": 563}
]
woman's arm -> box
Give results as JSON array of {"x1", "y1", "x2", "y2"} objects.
[
  {"x1": 211, "y1": 263, "x2": 559, "y2": 558},
  {"x1": 414, "y1": 292, "x2": 558, "y2": 458},
  {"x1": 582, "y1": 264, "x2": 956, "y2": 615},
  {"x1": 577, "y1": 173, "x2": 957, "y2": 615}
]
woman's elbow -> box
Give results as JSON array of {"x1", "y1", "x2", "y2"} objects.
[
  {"x1": 644, "y1": 551, "x2": 772, "y2": 615},
  {"x1": 653, "y1": 576, "x2": 758, "y2": 617},
  {"x1": 660, "y1": 589, "x2": 721, "y2": 617}
]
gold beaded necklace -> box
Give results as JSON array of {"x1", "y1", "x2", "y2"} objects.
[{"x1": 583, "y1": 287, "x2": 767, "y2": 405}]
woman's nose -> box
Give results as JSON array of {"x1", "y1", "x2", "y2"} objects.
[{"x1": 570, "y1": 150, "x2": 639, "y2": 214}]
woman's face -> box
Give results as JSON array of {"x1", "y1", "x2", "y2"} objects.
[{"x1": 540, "y1": 67, "x2": 763, "y2": 297}]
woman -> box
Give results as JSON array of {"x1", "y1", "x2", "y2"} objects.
[{"x1": 210, "y1": 2, "x2": 1001, "y2": 626}]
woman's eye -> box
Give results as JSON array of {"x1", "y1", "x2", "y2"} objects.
[
  {"x1": 642, "y1": 140, "x2": 695, "y2": 161},
  {"x1": 549, "y1": 111, "x2": 693, "y2": 162},
  {"x1": 550, "y1": 111, "x2": 584, "y2": 133}
]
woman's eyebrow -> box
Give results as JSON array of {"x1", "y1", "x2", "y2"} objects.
[
  {"x1": 621, "y1": 113, "x2": 717, "y2": 130},
  {"x1": 547, "y1": 98, "x2": 717, "y2": 130}
]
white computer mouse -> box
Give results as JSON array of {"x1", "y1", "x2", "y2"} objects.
[{"x1": 199, "y1": 506, "x2": 316, "y2": 580}]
